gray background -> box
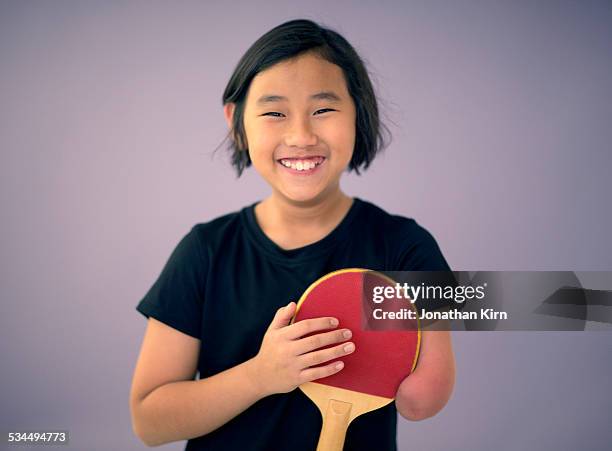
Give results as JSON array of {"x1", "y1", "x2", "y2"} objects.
[{"x1": 1, "y1": 1, "x2": 611, "y2": 450}]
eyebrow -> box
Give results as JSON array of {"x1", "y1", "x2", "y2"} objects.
[{"x1": 255, "y1": 91, "x2": 342, "y2": 106}]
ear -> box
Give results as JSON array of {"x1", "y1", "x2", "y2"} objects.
[
  {"x1": 223, "y1": 103, "x2": 235, "y2": 129},
  {"x1": 223, "y1": 102, "x2": 247, "y2": 150}
]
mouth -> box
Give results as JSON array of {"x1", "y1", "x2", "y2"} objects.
[{"x1": 277, "y1": 156, "x2": 325, "y2": 174}]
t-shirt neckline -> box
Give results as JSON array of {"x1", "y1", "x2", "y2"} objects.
[{"x1": 241, "y1": 197, "x2": 363, "y2": 263}]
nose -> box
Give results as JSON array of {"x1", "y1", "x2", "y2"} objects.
[{"x1": 284, "y1": 117, "x2": 318, "y2": 148}]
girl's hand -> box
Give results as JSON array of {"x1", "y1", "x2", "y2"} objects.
[{"x1": 247, "y1": 301, "x2": 355, "y2": 397}]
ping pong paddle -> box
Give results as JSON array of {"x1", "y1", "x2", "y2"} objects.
[{"x1": 292, "y1": 268, "x2": 420, "y2": 451}]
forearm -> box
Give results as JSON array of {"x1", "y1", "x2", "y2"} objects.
[
  {"x1": 132, "y1": 357, "x2": 264, "y2": 446},
  {"x1": 395, "y1": 365, "x2": 455, "y2": 420},
  {"x1": 395, "y1": 330, "x2": 455, "y2": 421}
]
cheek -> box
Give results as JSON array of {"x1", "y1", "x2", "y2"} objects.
[
  {"x1": 245, "y1": 122, "x2": 275, "y2": 153},
  {"x1": 246, "y1": 116, "x2": 356, "y2": 164},
  {"x1": 245, "y1": 132, "x2": 281, "y2": 181},
  {"x1": 324, "y1": 117, "x2": 356, "y2": 160},
  {"x1": 244, "y1": 123, "x2": 269, "y2": 167}
]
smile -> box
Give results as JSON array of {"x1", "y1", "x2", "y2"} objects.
[{"x1": 277, "y1": 156, "x2": 325, "y2": 172}]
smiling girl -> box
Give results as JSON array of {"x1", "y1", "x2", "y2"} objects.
[{"x1": 130, "y1": 19, "x2": 455, "y2": 451}]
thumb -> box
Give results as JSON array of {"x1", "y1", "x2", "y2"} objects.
[{"x1": 268, "y1": 301, "x2": 296, "y2": 331}]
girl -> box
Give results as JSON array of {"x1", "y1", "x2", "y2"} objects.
[{"x1": 130, "y1": 19, "x2": 455, "y2": 451}]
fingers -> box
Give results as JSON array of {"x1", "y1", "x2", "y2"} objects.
[
  {"x1": 293, "y1": 328, "x2": 352, "y2": 355},
  {"x1": 284, "y1": 316, "x2": 339, "y2": 340},
  {"x1": 268, "y1": 302, "x2": 297, "y2": 331},
  {"x1": 299, "y1": 360, "x2": 345, "y2": 383},
  {"x1": 298, "y1": 341, "x2": 355, "y2": 369},
  {"x1": 260, "y1": 305, "x2": 357, "y2": 392}
]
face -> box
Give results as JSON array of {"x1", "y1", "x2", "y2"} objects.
[{"x1": 228, "y1": 52, "x2": 357, "y2": 205}]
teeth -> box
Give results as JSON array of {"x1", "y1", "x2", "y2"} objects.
[{"x1": 280, "y1": 157, "x2": 324, "y2": 171}]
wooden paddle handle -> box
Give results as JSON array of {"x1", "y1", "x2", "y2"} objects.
[{"x1": 316, "y1": 399, "x2": 352, "y2": 451}]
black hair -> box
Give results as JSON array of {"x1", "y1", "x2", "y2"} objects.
[{"x1": 219, "y1": 18, "x2": 392, "y2": 177}]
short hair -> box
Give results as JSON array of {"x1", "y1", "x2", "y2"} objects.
[{"x1": 220, "y1": 18, "x2": 392, "y2": 177}]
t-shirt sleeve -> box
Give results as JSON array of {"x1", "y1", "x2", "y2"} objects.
[
  {"x1": 136, "y1": 226, "x2": 207, "y2": 339},
  {"x1": 395, "y1": 221, "x2": 460, "y2": 313},
  {"x1": 396, "y1": 221, "x2": 451, "y2": 272}
]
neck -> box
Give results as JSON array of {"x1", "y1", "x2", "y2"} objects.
[
  {"x1": 265, "y1": 188, "x2": 351, "y2": 227},
  {"x1": 254, "y1": 188, "x2": 354, "y2": 249}
]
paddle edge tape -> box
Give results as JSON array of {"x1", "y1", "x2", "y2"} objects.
[
  {"x1": 292, "y1": 268, "x2": 422, "y2": 374},
  {"x1": 366, "y1": 270, "x2": 422, "y2": 374}
]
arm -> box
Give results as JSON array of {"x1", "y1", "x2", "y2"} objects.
[
  {"x1": 129, "y1": 318, "x2": 265, "y2": 446},
  {"x1": 394, "y1": 327, "x2": 456, "y2": 421},
  {"x1": 130, "y1": 303, "x2": 353, "y2": 446}
]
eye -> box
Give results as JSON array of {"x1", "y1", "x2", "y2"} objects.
[{"x1": 261, "y1": 109, "x2": 336, "y2": 118}]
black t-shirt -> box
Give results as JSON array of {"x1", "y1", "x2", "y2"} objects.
[{"x1": 136, "y1": 197, "x2": 452, "y2": 451}]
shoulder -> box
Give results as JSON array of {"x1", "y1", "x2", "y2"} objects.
[
  {"x1": 190, "y1": 205, "x2": 246, "y2": 241},
  {"x1": 356, "y1": 198, "x2": 449, "y2": 270},
  {"x1": 356, "y1": 198, "x2": 432, "y2": 241},
  {"x1": 191, "y1": 209, "x2": 241, "y2": 238},
  {"x1": 163, "y1": 208, "x2": 246, "y2": 276}
]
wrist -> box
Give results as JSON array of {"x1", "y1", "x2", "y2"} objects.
[{"x1": 243, "y1": 356, "x2": 270, "y2": 399}]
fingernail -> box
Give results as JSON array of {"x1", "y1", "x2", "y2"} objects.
[
  {"x1": 344, "y1": 343, "x2": 355, "y2": 353},
  {"x1": 330, "y1": 318, "x2": 339, "y2": 327},
  {"x1": 343, "y1": 330, "x2": 352, "y2": 339},
  {"x1": 335, "y1": 362, "x2": 344, "y2": 370}
]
